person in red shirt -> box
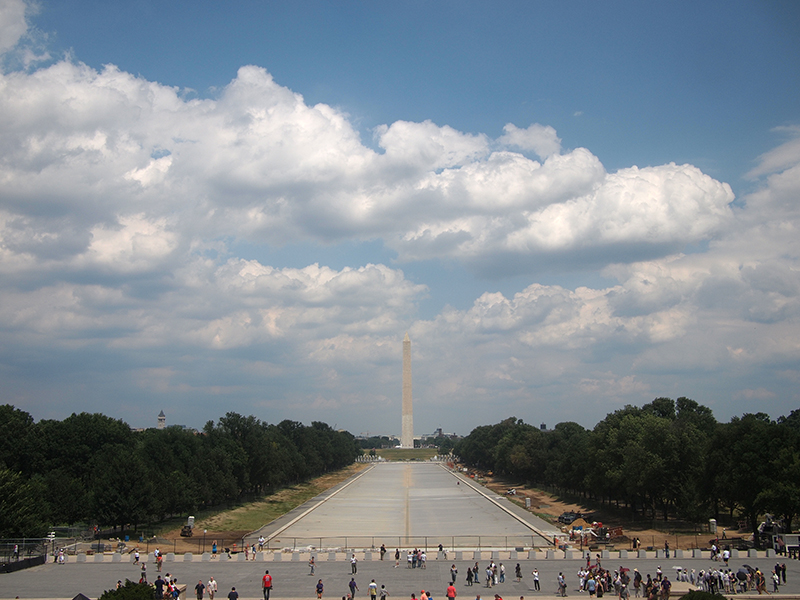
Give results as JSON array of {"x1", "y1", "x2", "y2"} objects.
[
  {"x1": 262, "y1": 570, "x2": 273, "y2": 600},
  {"x1": 446, "y1": 584, "x2": 457, "y2": 600}
]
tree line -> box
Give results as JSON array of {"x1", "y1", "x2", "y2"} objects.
[
  {"x1": 454, "y1": 398, "x2": 800, "y2": 545},
  {"x1": 0, "y1": 406, "x2": 361, "y2": 538}
]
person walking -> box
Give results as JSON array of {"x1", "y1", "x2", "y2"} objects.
[
  {"x1": 227, "y1": 588, "x2": 238, "y2": 600},
  {"x1": 380, "y1": 585, "x2": 390, "y2": 600},
  {"x1": 533, "y1": 568, "x2": 540, "y2": 591},
  {"x1": 262, "y1": 570, "x2": 273, "y2": 600},
  {"x1": 352, "y1": 554, "x2": 359, "y2": 574},
  {"x1": 310, "y1": 556, "x2": 316, "y2": 575},
  {"x1": 395, "y1": 549, "x2": 400, "y2": 568},
  {"x1": 451, "y1": 565, "x2": 459, "y2": 584},
  {"x1": 207, "y1": 577, "x2": 217, "y2": 600},
  {"x1": 558, "y1": 573, "x2": 567, "y2": 597},
  {"x1": 515, "y1": 564, "x2": 522, "y2": 582},
  {"x1": 349, "y1": 578, "x2": 359, "y2": 598},
  {"x1": 369, "y1": 579, "x2": 379, "y2": 600},
  {"x1": 447, "y1": 583, "x2": 457, "y2": 600},
  {"x1": 195, "y1": 580, "x2": 206, "y2": 600},
  {"x1": 317, "y1": 580, "x2": 325, "y2": 599}
]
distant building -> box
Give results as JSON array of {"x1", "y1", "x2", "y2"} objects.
[
  {"x1": 422, "y1": 428, "x2": 458, "y2": 439},
  {"x1": 157, "y1": 410, "x2": 166, "y2": 429}
]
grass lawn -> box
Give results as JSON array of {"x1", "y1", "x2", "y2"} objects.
[{"x1": 185, "y1": 463, "x2": 370, "y2": 534}]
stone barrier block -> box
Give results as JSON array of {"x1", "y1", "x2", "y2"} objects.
[
  {"x1": 220, "y1": 553, "x2": 229, "y2": 562},
  {"x1": 291, "y1": 552, "x2": 300, "y2": 562},
  {"x1": 274, "y1": 552, "x2": 282, "y2": 561},
  {"x1": 674, "y1": 549, "x2": 684, "y2": 559},
  {"x1": 748, "y1": 549, "x2": 758, "y2": 558},
  {"x1": 111, "y1": 554, "x2": 121, "y2": 563},
  {"x1": 693, "y1": 549, "x2": 703, "y2": 558},
  {"x1": 202, "y1": 553, "x2": 211, "y2": 562},
  {"x1": 638, "y1": 550, "x2": 648, "y2": 559},
  {"x1": 492, "y1": 551, "x2": 500, "y2": 559},
  {"x1": 656, "y1": 550, "x2": 665, "y2": 558},
  {"x1": 766, "y1": 549, "x2": 775, "y2": 557},
  {"x1": 619, "y1": 550, "x2": 628, "y2": 559},
  {"x1": 730, "y1": 549, "x2": 739, "y2": 559},
  {"x1": 365, "y1": 551, "x2": 372, "y2": 561},
  {"x1": 256, "y1": 552, "x2": 264, "y2": 562},
  {"x1": 184, "y1": 553, "x2": 193, "y2": 562},
  {"x1": 77, "y1": 554, "x2": 86, "y2": 563},
  {"x1": 328, "y1": 552, "x2": 337, "y2": 561},
  {"x1": 510, "y1": 551, "x2": 517, "y2": 560},
  {"x1": 546, "y1": 550, "x2": 555, "y2": 559},
  {"x1": 602, "y1": 550, "x2": 610, "y2": 559},
  {"x1": 166, "y1": 552, "x2": 176, "y2": 562},
  {"x1": 237, "y1": 552, "x2": 246, "y2": 561},
  {"x1": 94, "y1": 553, "x2": 105, "y2": 562}
]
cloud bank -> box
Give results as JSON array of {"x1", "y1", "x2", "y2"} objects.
[{"x1": 1, "y1": 6, "x2": 798, "y2": 431}]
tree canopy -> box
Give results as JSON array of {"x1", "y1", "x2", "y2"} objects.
[
  {"x1": 454, "y1": 398, "x2": 800, "y2": 543},
  {"x1": 0, "y1": 407, "x2": 360, "y2": 537}
]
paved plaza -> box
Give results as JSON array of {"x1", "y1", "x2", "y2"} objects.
[
  {"x1": 251, "y1": 462, "x2": 560, "y2": 549},
  {"x1": 3, "y1": 463, "x2": 800, "y2": 599}
]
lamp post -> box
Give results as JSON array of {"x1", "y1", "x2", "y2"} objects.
[{"x1": 203, "y1": 530, "x2": 207, "y2": 553}]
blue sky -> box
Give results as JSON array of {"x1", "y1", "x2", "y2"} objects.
[{"x1": 1, "y1": 0, "x2": 799, "y2": 436}]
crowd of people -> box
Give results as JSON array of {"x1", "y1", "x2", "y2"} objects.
[{"x1": 108, "y1": 547, "x2": 791, "y2": 600}]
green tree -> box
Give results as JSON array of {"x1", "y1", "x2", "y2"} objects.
[
  {"x1": 98, "y1": 580, "x2": 155, "y2": 600},
  {"x1": 0, "y1": 405, "x2": 37, "y2": 475},
  {"x1": 709, "y1": 413, "x2": 776, "y2": 546},
  {"x1": 544, "y1": 422, "x2": 589, "y2": 493},
  {"x1": 0, "y1": 468, "x2": 49, "y2": 537},
  {"x1": 89, "y1": 444, "x2": 151, "y2": 529}
]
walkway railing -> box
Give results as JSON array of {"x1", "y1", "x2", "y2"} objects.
[{"x1": 260, "y1": 535, "x2": 542, "y2": 552}]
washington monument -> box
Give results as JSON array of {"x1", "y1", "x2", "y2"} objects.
[{"x1": 401, "y1": 332, "x2": 413, "y2": 447}]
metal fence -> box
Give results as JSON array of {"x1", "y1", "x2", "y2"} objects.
[
  {"x1": 0, "y1": 538, "x2": 49, "y2": 563},
  {"x1": 258, "y1": 535, "x2": 545, "y2": 552}
]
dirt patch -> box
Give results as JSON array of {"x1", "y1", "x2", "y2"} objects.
[{"x1": 479, "y1": 475, "x2": 723, "y2": 551}]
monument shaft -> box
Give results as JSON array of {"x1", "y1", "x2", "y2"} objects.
[{"x1": 401, "y1": 332, "x2": 413, "y2": 447}]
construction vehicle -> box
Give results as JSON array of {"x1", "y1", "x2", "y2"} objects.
[{"x1": 180, "y1": 516, "x2": 195, "y2": 537}]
